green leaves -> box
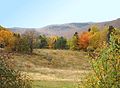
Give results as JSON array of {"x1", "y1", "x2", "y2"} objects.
[
  {"x1": 54, "y1": 37, "x2": 67, "y2": 49},
  {"x1": 81, "y1": 28, "x2": 120, "y2": 88}
]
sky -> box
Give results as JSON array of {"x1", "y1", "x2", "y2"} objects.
[{"x1": 0, "y1": 0, "x2": 120, "y2": 28}]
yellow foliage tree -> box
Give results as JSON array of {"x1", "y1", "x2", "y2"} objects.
[
  {"x1": 88, "y1": 26, "x2": 101, "y2": 50},
  {"x1": 47, "y1": 36, "x2": 58, "y2": 49},
  {"x1": 87, "y1": 26, "x2": 109, "y2": 51},
  {"x1": 0, "y1": 27, "x2": 15, "y2": 51}
]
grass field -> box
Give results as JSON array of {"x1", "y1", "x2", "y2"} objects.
[
  {"x1": 12, "y1": 49, "x2": 91, "y2": 88},
  {"x1": 32, "y1": 81, "x2": 78, "y2": 88}
]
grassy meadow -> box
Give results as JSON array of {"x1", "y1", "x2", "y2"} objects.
[{"x1": 12, "y1": 49, "x2": 91, "y2": 88}]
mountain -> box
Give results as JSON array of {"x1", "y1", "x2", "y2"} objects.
[
  {"x1": 9, "y1": 27, "x2": 37, "y2": 34},
  {"x1": 9, "y1": 18, "x2": 120, "y2": 38},
  {"x1": 37, "y1": 23, "x2": 91, "y2": 38},
  {"x1": 95, "y1": 18, "x2": 120, "y2": 29}
]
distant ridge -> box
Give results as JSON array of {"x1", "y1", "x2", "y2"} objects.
[{"x1": 9, "y1": 18, "x2": 120, "y2": 38}]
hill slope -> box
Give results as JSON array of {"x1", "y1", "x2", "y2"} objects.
[
  {"x1": 38, "y1": 23, "x2": 91, "y2": 38},
  {"x1": 9, "y1": 18, "x2": 120, "y2": 38}
]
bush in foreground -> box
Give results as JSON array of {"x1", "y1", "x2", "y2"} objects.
[
  {"x1": 0, "y1": 53, "x2": 32, "y2": 88},
  {"x1": 80, "y1": 31, "x2": 120, "y2": 88}
]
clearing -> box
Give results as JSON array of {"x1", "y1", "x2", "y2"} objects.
[{"x1": 13, "y1": 49, "x2": 91, "y2": 88}]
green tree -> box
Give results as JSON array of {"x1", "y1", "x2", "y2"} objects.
[
  {"x1": 36, "y1": 35, "x2": 48, "y2": 48},
  {"x1": 54, "y1": 36, "x2": 67, "y2": 49},
  {"x1": 67, "y1": 32, "x2": 80, "y2": 50},
  {"x1": 23, "y1": 30, "x2": 36, "y2": 54},
  {"x1": 13, "y1": 35, "x2": 30, "y2": 54}
]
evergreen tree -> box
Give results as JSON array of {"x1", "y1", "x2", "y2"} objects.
[
  {"x1": 37, "y1": 35, "x2": 48, "y2": 48},
  {"x1": 54, "y1": 37, "x2": 67, "y2": 49}
]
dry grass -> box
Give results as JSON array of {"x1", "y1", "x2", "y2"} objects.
[
  {"x1": 12, "y1": 49, "x2": 91, "y2": 88},
  {"x1": 23, "y1": 67, "x2": 90, "y2": 81},
  {"x1": 13, "y1": 49, "x2": 91, "y2": 72}
]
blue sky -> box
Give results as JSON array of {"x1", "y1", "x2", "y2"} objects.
[{"x1": 0, "y1": 0, "x2": 120, "y2": 28}]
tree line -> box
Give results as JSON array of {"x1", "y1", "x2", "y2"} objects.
[{"x1": 0, "y1": 25, "x2": 119, "y2": 54}]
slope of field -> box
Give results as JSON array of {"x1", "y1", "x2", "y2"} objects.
[
  {"x1": 12, "y1": 49, "x2": 91, "y2": 88},
  {"x1": 13, "y1": 49, "x2": 91, "y2": 71}
]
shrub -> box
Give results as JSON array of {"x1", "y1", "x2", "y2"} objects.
[
  {"x1": 80, "y1": 30, "x2": 120, "y2": 88},
  {"x1": 0, "y1": 53, "x2": 32, "y2": 88}
]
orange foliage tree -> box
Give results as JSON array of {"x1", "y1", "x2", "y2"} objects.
[
  {"x1": 0, "y1": 27, "x2": 15, "y2": 50},
  {"x1": 79, "y1": 32, "x2": 91, "y2": 49}
]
